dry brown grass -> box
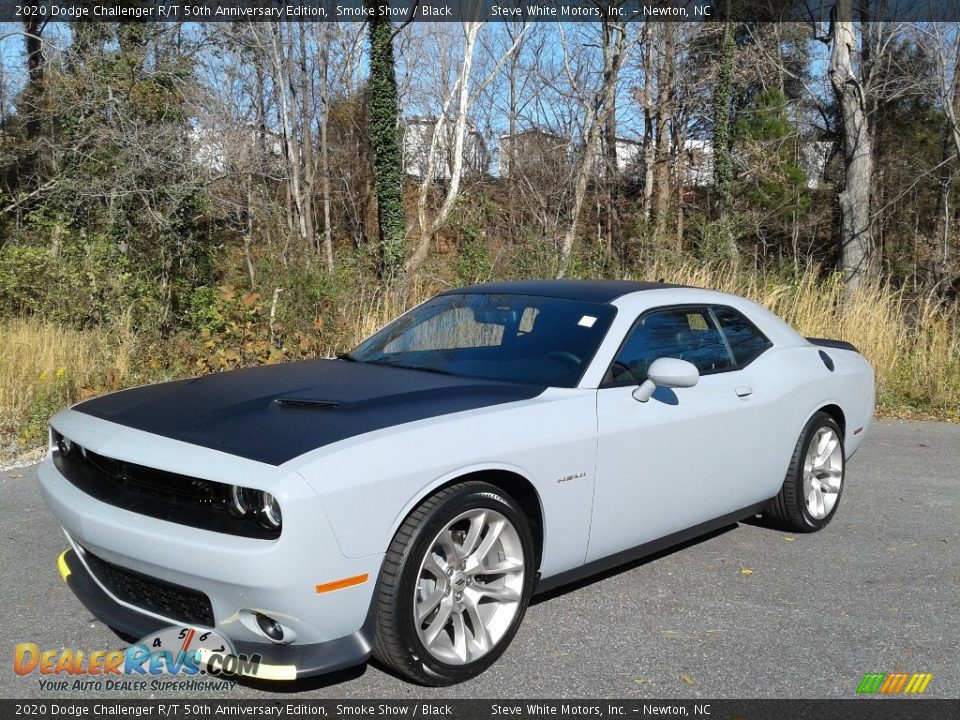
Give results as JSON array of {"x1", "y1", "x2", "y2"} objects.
[
  {"x1": 2, "y1": 266, "x2": 957, "y2": 466},
  {"x1": 0, "y1": 315, "x2": 140, "y2": 461}
]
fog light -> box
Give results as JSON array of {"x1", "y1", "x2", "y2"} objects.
[{"x1": 255, "y1": 612, "x2": 284, "y2": 642}]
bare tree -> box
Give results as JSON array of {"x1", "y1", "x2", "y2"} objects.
[
  {"x1": 404, "y1": 18, "x2": 528, "y2": 280},
  {"x1": 828, "y1": 0, "x2": 874, "y2": 292},
  {"x1": 557, "y1": 21, "x2": 632, "y2": 277},
  {"x1": 652, "y1": 21, "x2": 676, "y2": 249},
  {"x1": 319, "y1": 23, "x2": 335, "y2": 273}
]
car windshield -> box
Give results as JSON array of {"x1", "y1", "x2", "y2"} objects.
[{"x1": 346, "y1": 293, "x2": 617, "y2": 388}]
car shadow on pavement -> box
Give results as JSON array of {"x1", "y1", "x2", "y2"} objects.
[
  {"x1": 738, "y1": 512, "x2": 782, "y2": 531},
  {"x1": 530, "y1": 523, "x2": 739, "y2": 607}
]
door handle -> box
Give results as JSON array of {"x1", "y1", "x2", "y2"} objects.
[{"x1": 735, "y1": 386, "x2": 753, "y2": 398}]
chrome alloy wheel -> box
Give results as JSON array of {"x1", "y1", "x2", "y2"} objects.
[
  {"x1": 802, "y1": 427, "x2": 843, "y2": 520},
  {"x1": 414, "y1": 508, "x2": 525, "y2": 665}
]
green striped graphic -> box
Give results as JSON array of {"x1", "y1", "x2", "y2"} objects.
[{"x1": 857, "y1": 673, "x2": 886, "y2": 694}]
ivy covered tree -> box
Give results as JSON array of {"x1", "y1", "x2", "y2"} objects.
[{"x1": 365, "y1": 0, "x2": 406, "y2": 283}]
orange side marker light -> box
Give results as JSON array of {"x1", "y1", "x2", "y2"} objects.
[{"x1": 315, "y1": 573, "x2": 369, "y2": 594}]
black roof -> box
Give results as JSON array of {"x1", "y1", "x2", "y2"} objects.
[{"x1": 446, "y1": 279, "x2": 686, "y2": 304}]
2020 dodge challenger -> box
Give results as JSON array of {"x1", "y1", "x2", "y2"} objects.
[{"x1": 40, "y1": 280, "x2": 875, "y2": 685}]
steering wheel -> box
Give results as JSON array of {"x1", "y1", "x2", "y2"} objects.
[{"x1": 544, "y1": 350, "x2": 582, "y2": 368}]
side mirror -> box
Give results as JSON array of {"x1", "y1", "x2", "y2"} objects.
[{"x1": 632, "y1": 357, "x2": 700, "y2": 403}]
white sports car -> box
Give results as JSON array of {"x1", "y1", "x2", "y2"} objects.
[{"x1": 40, "y1": 280, "x2": 874, "y2": 685}]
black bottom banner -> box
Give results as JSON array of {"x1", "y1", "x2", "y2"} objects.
[{"x1": 2, "y1": 699, "x2": 958, "y2": 720}]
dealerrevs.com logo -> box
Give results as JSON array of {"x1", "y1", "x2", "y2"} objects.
[
  {"x1": 856, "y1": 672, "x2": 934, "y2": 695},
  {"x1": 13, "y1": 627, "x2": 259, "y2": 691}
]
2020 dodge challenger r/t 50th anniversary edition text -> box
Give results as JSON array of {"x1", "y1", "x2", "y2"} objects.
[{"x1": 40, "y1": 280, "x2": 874, "y2": 685}]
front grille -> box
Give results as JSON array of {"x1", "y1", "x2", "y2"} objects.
[
  {"x1": 82, "y1": 548, "x2": 215, "y2": 627},
  {"x1": 51, "y1": 432, "x2": 279, "y2": 540}
]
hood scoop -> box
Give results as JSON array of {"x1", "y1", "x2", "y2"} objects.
[{"x1": 274, "y1": 398, "x2": 340, "y2": 410}]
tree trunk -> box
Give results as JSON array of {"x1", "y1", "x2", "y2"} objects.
[
  {"x1": 22, "y1": 19, "x2": 45, "y2": 140},
  {"x1": 320, "y1": 25, "x2": 335, "y2": 273},
  {"x1": 295, "y1": 21, "x2": 317, "y2": 258},
  {"x1": 366, "y1": 0, "x2": 407, "y2": 282},
  {"x1": 601, "y1": 14, "x2": 621, "y2": 263},
  {"x1": 828, "y1": 1, "x2": 874, "y2": 293},
  {"x1": 271, "y1": 24, "x2": 309, "y2": 256},
  {"x1": 653, "y1": 22, "x2": 675, "y2": 248},
  {"x1": 244, "y1": 174, "x2": 256, "y2": 287},
  {"x1": 713, "y1": 15, "x2": 735, "y2": 214},
  {"x1": 641, "y1": 21, "x2": 656, "y2": 224}
]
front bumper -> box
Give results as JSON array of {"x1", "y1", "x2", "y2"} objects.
[
  {"x1": 57, "y1": 548, "x2": 374, "y2": 680},
  {"x1": 39, "y1": 411, "x2": 385, "y2": 680}
]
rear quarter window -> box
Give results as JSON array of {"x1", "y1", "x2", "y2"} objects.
[{"x1": 712, "y1": 306, "x2": 772, "y2": 367}]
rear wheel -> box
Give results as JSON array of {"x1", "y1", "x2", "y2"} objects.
[
  {"x1": 767, "y1": 412, "x2": 845, "y2": 532},
  {"x1": 372, "y1": 481, "x2": 534, "y2": 685}
]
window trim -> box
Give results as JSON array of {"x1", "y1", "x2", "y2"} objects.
[
  {"x1": 599, "y1": 303, "x2": 772, "y2": 389},
  {"x1": 709, "y1": 304, "x2": 773, "y2": 369}
]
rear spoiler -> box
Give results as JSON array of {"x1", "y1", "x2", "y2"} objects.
[{"x1": 806, "y1": 337, "x2": 858, "y2": 353}]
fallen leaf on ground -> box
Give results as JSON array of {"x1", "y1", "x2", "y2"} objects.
[
  {"x1": 679, "y1": 675, "x2": 695, "y2": 685},
  {"x1": 739, "y1": 566, "x2": 754, "y2": 575}
]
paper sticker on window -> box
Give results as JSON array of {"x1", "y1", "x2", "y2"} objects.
[{"x1": 578, "y1": 315, "x2": 597, "y2": 328}]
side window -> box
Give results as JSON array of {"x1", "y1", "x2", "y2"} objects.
[
  {"x1": 712, "y1": 306, "x2": 772, "y2": 367},
  {"x1": 604, "y1": 307, "x2": 733, "y2": 387}
]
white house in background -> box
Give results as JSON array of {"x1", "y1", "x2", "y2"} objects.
[
  {"x1": 681, "y1": 138, "x2": 834, "y2": 190},
  {"x1": 498, "y1": 131, "x2": 642, "y2": 180},
  {"x1": 402, "y1": 117, "x2": 489, "y2": 180},
  {"x1": 189, "y1": 122, "x2": 283, "y2": 175},
  {"x1": 498, "y1": 129, "x2": 570, "y2": 179},
  {"x1": 596, "y1": 137, "x2": 644, "y2": 178}
]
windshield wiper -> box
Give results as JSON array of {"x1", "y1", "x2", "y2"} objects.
[{"x1": 367, "y1": 358, "x2": 458, "y2": 376}]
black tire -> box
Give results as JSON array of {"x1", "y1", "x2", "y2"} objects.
[
  {"x1": 766, "y1": 411, "x2": 845, "y2": 533},
  {"x1": 372, "y1": 481, "x2": 535, "y2": 686}
]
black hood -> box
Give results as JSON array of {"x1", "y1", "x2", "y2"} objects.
[{"x1": 74, "y1": 359, "x2": 544, "y2": 465}]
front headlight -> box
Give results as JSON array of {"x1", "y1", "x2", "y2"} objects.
[
  {"x1": 260, "y1": 492, "x2": 282, "y2": 529},
  {"x1": 228, "y1": 485, "x2": 253, "y2": 518},
  {"x1": 226, "y1": 486, "x2": 282, "y2": 531}
]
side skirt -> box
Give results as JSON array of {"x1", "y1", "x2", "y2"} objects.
[{"x1": 534, "y1": 499, "x2": 773, "y2": 595}]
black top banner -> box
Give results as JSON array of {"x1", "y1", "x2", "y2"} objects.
[{"x1": 3, "y1": 0, "x2": 960, "y2": 23}]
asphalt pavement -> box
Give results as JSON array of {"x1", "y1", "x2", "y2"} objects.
[{"x1": 1, "y1": 419, "x2": 957, "y2": 699}]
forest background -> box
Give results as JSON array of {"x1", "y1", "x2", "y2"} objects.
[{"x1": 2, "y1": 5, "x2": 959, "y2": 464}]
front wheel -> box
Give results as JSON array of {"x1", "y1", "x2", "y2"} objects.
[
  {"x1": 766, "y1": 411, "x2": 845, "y2": 532},
  {"x1": 372, "y1": 481, "x2": 534, "y2": 685}
]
